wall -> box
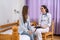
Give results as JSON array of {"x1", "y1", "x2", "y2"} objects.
[{"x1": 0, "y1": 0, "x2": 26, "y2": 25}]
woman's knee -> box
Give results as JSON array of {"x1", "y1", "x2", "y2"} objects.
[
  {"x1": 35, "y1": 29, "x2": 42, "y2": 34},
  {"x1": 20, "y1": 35, "x2": 30, "y2": 40}
]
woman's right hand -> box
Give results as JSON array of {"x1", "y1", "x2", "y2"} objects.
[
  {"x1": 42, "y1": 25, "x2": 48, "y2": 29},
  {"x1": 37, "y1": 24, "x2": 40, "y2": 27},
  {"x1": 28, "y1": 30, "x2": 32, "y2": 35}
]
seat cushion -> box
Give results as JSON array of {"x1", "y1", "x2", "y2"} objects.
[{"x1": 20, "y1": 35, "x2": 30, "y2": 40}]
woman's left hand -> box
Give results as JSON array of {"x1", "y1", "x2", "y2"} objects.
[
  {"x1": 28, "y1": 30, "x2": 33, "y2": 35},
  {"x1": 42, "y1": 25, "x2": 48, "y2": 29}
]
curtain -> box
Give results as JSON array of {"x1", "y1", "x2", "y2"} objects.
[{"x1": 26, "y1": 0, "x2": 60, "y2": 34}]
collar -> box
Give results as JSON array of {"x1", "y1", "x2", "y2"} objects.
[{"x1": 42, "y1": 13, "x2": 47, "y2": 16}]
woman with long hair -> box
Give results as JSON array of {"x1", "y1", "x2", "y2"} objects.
[{"x1": 20, "y1": 6, "x2": 34, "y2": 40}]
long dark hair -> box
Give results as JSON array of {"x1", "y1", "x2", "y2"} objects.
[
  {"x1": 41, "y1": 5, "x2": 49, "y2": 13},
  {"x1": 22, "y1": 6, "x2": 28, "y2": 23}
]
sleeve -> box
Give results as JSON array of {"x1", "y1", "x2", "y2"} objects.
[
  {"x1": 27, "y1": 16, "x2": 31, "y2": 27},
  {"x1": 19, "y1": 15, "x2": 29, "y2": 33},
  {"x1": 27, "y1": 16, "x2": 35, "y2": 31},
  {"x1": 27, "y1": 16, "x2": 32, "y2": 30},
  {"x1": 38, "y1": 14, "x2": 42, "y2": 25},
  {"x1": 47, "y1": 13, "x2": 52, "y2": 27},
  {"x1": 21, "y1": 23, "x2": 29, "y2": 32}
]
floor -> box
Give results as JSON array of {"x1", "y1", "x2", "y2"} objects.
[
  {"x1": 47, "y1": 36, "x2": 60, "y2": 40},
  {"x1": 0, "y1": 34, "x2": 60, "y2": 40}
]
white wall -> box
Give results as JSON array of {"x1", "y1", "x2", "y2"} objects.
[{"x1": 0, "y1": 0, "x2": 26, "y2": 25}]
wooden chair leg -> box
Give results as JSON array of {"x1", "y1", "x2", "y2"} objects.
[
  {"x1": 43, "y1": 36, "x2": 46, "y2": 40},
  {"x1": 51, "y1": 34, "x2": 53, "y2": 40}
]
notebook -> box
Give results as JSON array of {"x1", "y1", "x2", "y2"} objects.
[{"x1": 35, "y1": 26, "x2": 42, "y2": 29}]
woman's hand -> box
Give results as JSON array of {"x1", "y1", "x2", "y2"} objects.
[
  {"x1": 42, "y1": 25, "x2": 48, "y2": 29},
  {"x1": 37, "y1": 24, "x2": 40, "y2": 27},
  {"x1": 28, "y1": 30, "x2": 32, "y2": 35},
  {"x1": 30, "y1": 23, "x2": 33, "y2": 26}
]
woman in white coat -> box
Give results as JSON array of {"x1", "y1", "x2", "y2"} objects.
[{"x1": 35, "y1": 5, "x2": 52, "y2": 40}]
